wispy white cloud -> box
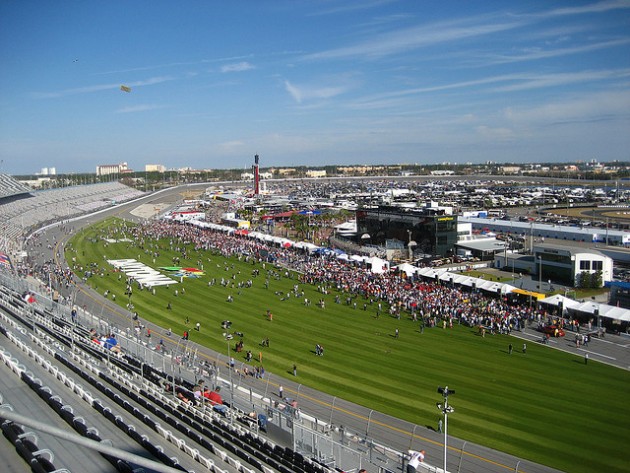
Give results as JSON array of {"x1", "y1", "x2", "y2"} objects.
[
  {"x1": 351, "y1": 75, "x2": 519, "y2": 108},
  {"x1": 131, "y1": 77, "x2": 175, "y2": 87},
  {"x1": 520, "y1": 24, "x2": 592, "y2": 41},
  {"x1": 218, "y1": 140, "x2": 247, "y2": 153},
  {"x1": 203, "y1": 54, "x2": 254, "y2": 64},
  {"x1": 475, "y1": 125, "x2": 515, "y2": 141},
  {"x1": 310, "y1": 0, "x2": 399, "y2": 16},
  {"x1": 494, "y1": 69, "x2": 630, "y2": 92},
  {"x1": 220, "y1": 62, "x2": 255, "y2": 73},
  {"x1": 503, "y1": 89, "x2": 630, "y2": 126},
  {"x1": 304, "y1": 2, "x2": 629, "y2": 64},
  {"x1": 481, "y1": 38, "x2": 630, "y2": 65},
  {"x1": 34, "y1": 83, "x2": 120, "y2": 98},
  {"x1": 304, "y1": 17, "x2": 523, "y2": 60},
  {"x1": 115, "y1": 104, "x2": 165, "y2": 114},
  {"x1": 95, "y1": 62, "x2": 203, "y2": 75},
  {"x1": 350, "y1": 68, "x2": 630, "y2": 111},
  {"x1": 284, "y1": 79, "x2": 351, "y2": 104},
  {"x1": 34, "y1": 76, "x2": 174, "y2": 98},
  {"x1": 543, "y1": 0, "x2": 630, "y2": 17}
]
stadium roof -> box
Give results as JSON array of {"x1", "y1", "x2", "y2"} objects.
[
  {"x1": 0, "y1": 174, "x2": 31, "y2": 200},
  {"x1": 456, "y1": 238, "x2": 506, "y2": 253}
]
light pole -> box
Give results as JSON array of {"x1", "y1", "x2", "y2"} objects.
[{"x1": 437, "y1": 386, "x2": 455, "y2": 473}]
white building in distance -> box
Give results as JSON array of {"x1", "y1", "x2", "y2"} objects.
[
  {"x1": 38, "y1": 167, "x2": 56, "y2": 176},
  {"x1": 96, "y1": 162, "x2": 129, "y2": 176},
  {"x1": 145, "y1": 164, "x2": 166, "y2": 173}
]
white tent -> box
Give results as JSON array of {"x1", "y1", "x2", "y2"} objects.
[
  {"x1": 597, "y1": 304, "x2": 630, "y2": 322},
  {"x1": 247, "y1": 231, "x2": 264, "y2": 240},
  {"x1": 367, "y1": 256, "x2": 389, "y2": 274},
  {"x1": 574, "y1": 301, "x2": 601, "y2": 315},
  {"x1": 459, "y1": 276, "x2": 479, "y2": 287},
  {"x1": 453, "y1": 274, "x2": 470, "y2": 284},
  {"x1": 540, "y1": 294, "x2": 581, "y2": 312},
  {"x1": 439, "y1": 272, "x2": 458, "y2": 283},
  {"x1": 417, "y1": 267, "x2": 448, "y2": 279},
  {"x1": 477, "y1": 280, "x2": 497, "y2": 291},
  {"x1": 396, "y1": 263, "x2": 418, "y2": 276},
  {"x1": 498, "y1": 283, "x2": 516, "y2": 294},
  {"x1": 416, "y1": 267, "x2": 434, "y2": 277},
  {"x1": 302, "y1": 242, "x2": 322, "y2": 253},
  {"x1": 568, "y1": 301, "x2": 630, "y2": 324}
]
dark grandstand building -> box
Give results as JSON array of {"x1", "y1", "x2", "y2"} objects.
[
  {"x1": 609, "y1": 281, "x2": 630, "y2": 309},
  {"x1": 355, "y1": 206, "x2": 458, "y2": 257}
]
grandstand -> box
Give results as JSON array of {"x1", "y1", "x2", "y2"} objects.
[{"x1": 0, "y1": 180, "x2": 145, "y2": 256}]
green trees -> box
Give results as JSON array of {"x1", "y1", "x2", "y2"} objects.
[{"x1": 576, "y1": 270, "x2": 603, "y2": 288}]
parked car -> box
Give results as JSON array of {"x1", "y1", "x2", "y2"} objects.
[{"x1": 538, "y1": 325, "x2": 565, "y2": 337}]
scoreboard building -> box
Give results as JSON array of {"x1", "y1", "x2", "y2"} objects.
[{"x1": 355, "y1": 206, "x2": 458, "y2": 258}]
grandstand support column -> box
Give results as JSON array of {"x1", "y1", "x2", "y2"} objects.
[
  {"x1": 329, "y1": 397, "x2": 336, "y2": 426},
  {"x1": 458, "y1": 441, "x2": 468, "y2": 473},
  {"x1": 409, "y1": 424, "x2": 418, "y2": 450},
  {"x1": 263, "y1": 371, "x2": 271, "y2": 400},
  {"x1": 365, "y1": 409, "x2": 373, "y2": 438},
  {"x1": 30, "y1": 302, "x2": 36, "y2": 334},
  {"x1": 170, "y1": 361, "x2": 177, "y2": 397}
]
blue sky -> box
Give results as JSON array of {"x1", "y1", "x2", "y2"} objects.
[{"x1": 1, "y1": 1, "x2": 629, "y2": 175}]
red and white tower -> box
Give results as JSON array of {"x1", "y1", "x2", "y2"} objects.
[{"x1": 253, "y1": 154, "x2": 260, "y2": 197}]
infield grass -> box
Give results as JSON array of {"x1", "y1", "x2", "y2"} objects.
[{"x1": 66, "y1": 218, "x2": 630, "y2": 473}]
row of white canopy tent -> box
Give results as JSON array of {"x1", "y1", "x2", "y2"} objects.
[
  {"x1": 183, "y1": 219, "x2": 390, "y2": 270},
  {"x1": 539, "y1": 294, "x2": 630, "y2": 322},
  {"x1": 400, "y1": 265, "x2": 516, "y2": 295},
  {"x1": 407, "y1": 265, "x2": 630, "y2": 322},
  {"x1": 334, "y1": 253, "x2": 390, "y2": 273},
  {"x1": 187, "y1": 220, "x2": 306, "y2": 249}
]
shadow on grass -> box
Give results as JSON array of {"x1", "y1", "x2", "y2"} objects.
[{"x1": 572, "y1": 359, "x2": 588, "y2": 365}]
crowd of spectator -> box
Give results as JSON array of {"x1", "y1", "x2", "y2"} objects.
[{"x1": 115, "y1": 220, "x2": 558, "y2": 333}]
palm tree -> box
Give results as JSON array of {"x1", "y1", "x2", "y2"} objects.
[{"x1": 290, "y1": 214, "x2": 309, "y2": 241}]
